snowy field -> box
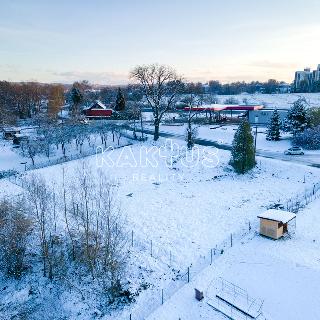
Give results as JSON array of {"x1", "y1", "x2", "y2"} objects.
[
  {"x1": 148, "y1": 197, "x2": 320, "y2": 320},
  {"x1": 1, "y1": 137, "x2": 320, "y2": 319},
  {"x1": 9, "y1": 139, "x2": 320, "y2": 265},
  {"x1": 210, "y1": 92, "x2": 320, "y2": 109}
]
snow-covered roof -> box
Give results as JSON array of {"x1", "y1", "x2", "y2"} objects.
[
  {"x1": 85, "y1": 100, "x2": 107, "y2": 110},
  {"x1": 3, "y1": 127, "x2": 21, "y2": 133},
  {"x1": 258, "y1": 209, "x2": 296, "y2": 223},
  {"x1": 13, "y1": 133, "x2": 28, "y2": 138}
]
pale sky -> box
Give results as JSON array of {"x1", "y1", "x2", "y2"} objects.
[{"x1": 1, "y1": 0, "x2": 320, "y2": 84}]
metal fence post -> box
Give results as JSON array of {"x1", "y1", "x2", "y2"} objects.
[
  {"x1": 230, "y1": 233, "x2": 233, "y2": 247},
  {"x1": 150, "y1": 240, "x2": 153, "y2": 257},
  {"x1": 187, "y1": 267, "x2": 190, "y2": 283},
  {"x1": 162, "y1": 289, "x2": 164, "y2": 305},
  {"x1": 131, "y1": 230, "x2": 134, "y2": 247},
  {"x1": 210, "y1": 248, "x2": 213, "y2": 265}
]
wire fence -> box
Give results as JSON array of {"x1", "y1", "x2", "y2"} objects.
[
  {"x1": 126, "y1": 181, "x2": 320, "y2": 320},
  {"x1": 275, "y1": 181, "x2": 320, "y2": 213},
  {"x1": 3, "y1": 146, "x2": 320, "y2": 320},
  {"x1": 5, "y1": 172, "x2": 320, "y2": 320},
  {"x1": 124, "y1": 219, "x2": 256, "y2": 320}
]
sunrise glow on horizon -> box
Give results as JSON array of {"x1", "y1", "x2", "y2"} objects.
[{"x1": 1, "y1": 0, "x2": 320, "y2": 84}]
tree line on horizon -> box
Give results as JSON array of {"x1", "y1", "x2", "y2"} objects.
[
  {"x1": 0, "y1": 80, "x2": 135, "y2": 126},
  {"x1": 1, "y1": 74, "x2": 320, "y2": 125}
]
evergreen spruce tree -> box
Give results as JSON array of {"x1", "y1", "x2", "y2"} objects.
[
  {"x1": 229, "y1": 119, "x2": 256, "y2": 174},
  {"x1": 70, "y1": 86, "x2": 83, "y2": 118},
  {"x1": 115, "y1": 88, "x2": 126, "y2": 111},
  {"x1": 284, "y1": 98, "x2": 311, "y2": 136},
  {"x1": 71, "y1": 87, "x2": 83, "y2": 105},
  {"x1": 266, "y1": 109, "x2": 281, "y2": 141}
]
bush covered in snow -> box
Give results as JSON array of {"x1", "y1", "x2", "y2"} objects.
[
  {"x1": 309, "y1": 107, "x2": 320, "y2": 127},
  {"x1": 283, "y1": 98, "x2": 311, "y2": 135},
  {"x1": 0, "y1": 200, "x2": 32, "y2": 278},
  {"x1": 293, "y1": 126, "x2": 320, "y2": 150},
  {"x1": 0, "y1": 169, "x2": 18, "y2": 179}
]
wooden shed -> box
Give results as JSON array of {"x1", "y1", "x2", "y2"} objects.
[{"x1": 258, "y1": 209, "x2": 296, "y2": 240}]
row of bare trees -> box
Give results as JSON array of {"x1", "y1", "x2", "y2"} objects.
[
  {"x1": 0, "y1": 81, "x2": 66, "y2": 125},
  {"x1": 19, "y1": 121, "x2": 126, "y2": 166},
  {"x1": 0, "y1": 167, "x2": 128, "y2": 302}
]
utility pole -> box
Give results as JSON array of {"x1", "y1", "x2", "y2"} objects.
[
  {"x1": 140, "y1": 106, "x2": 144, "y2": 140},
  {"x1": 254, "y1": 125, "x2": 258, "y2": 153}
]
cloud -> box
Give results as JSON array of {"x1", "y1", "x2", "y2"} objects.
[
  {"x1": 247, "y1": 60, "x2": 297, "y2": 69},
  {"x1": 52, "y1": 71, "x2": 129, "y2": 85}
]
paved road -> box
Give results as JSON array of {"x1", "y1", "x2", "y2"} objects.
[{"x1": 127, "y1": 127, "x2": 320, "y2": 168}]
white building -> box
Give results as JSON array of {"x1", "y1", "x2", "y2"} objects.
[
  {"x1": 294, "y1": 65, "x2": 320, "y2": 91},
  {"x1": 312, "y1": 64, "x2": 320, "y2": 82},
  {"x1": 248, "y1": 109, "x2": 288, "y2": 125},
  {"x1": 277, "y1": 82, "x2": 291, "y2": 93}
]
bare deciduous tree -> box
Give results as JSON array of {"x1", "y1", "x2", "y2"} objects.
[
  {"x1": 130, "y1": 64, "x2": 182, "y2": 140},
  {"x1": 67, "y1": 165, "x2": 129, "y2": 298},
  {"x1": 21, "y1": 138, "x2": 43, "y2": 166},
  {"x1": 25, "y1": 175, "x2": 55, "y2": 278},
  {"x1": 183, "y1": 93, "x2": 203, "y2": 149},
  {"x1": 48, "y1": 84, "x2": 65, "y2": 119}
]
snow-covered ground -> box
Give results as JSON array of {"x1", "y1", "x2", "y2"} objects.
[
  {"x1": 211, "y1": 92, "x2": 320, "y2": 109},
  {"x1": 0, "y1": 178, "x2": 23, "y2": 198},
  {"x1": 159, "y1": 123, "x2": 292, "y2": 152},
  {"x1": 1, "y1": 137, "x2": 320, "y2": 319},
  {"x1": 14, "y1": 139, "x2": 320, "y2": 266},
  {"x1": 0, "y1": 141, "x2": 25, "y2": 172},
  {"x1": 148, "y1": 197, "x2": 320, "y2": 320}
]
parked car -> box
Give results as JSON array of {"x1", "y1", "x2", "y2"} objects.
[{"x1": 284, "y1": 146, "x2": 304, "y2": 155}]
